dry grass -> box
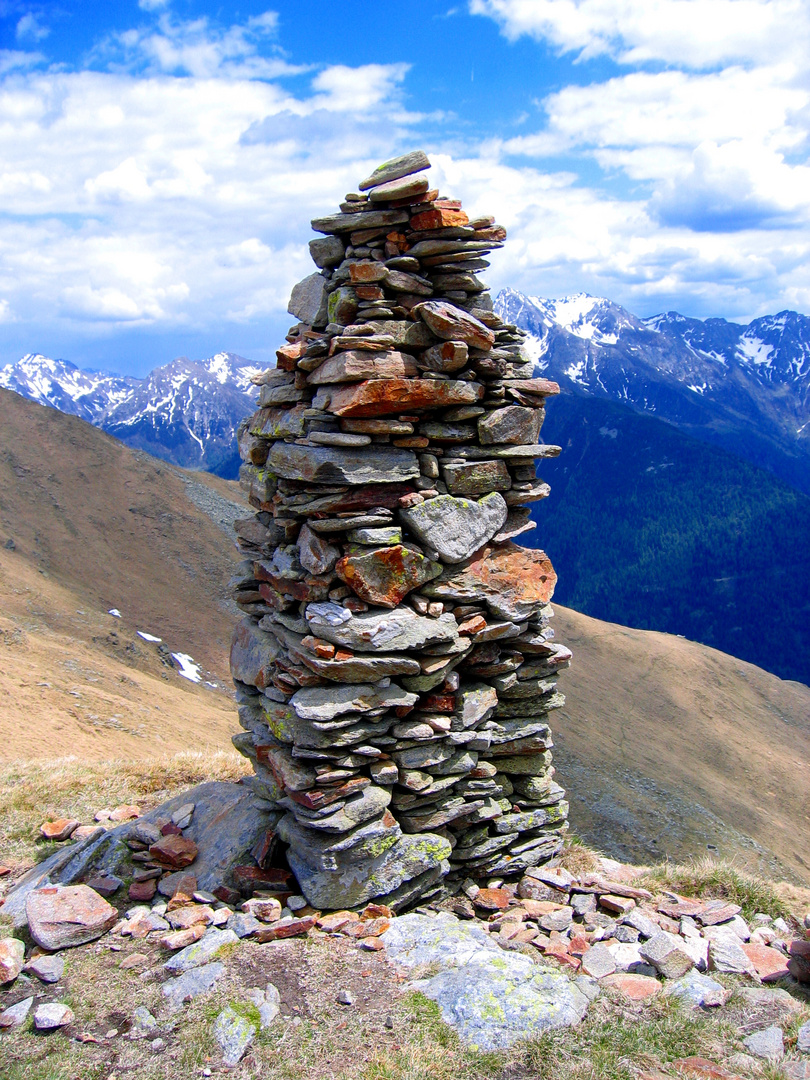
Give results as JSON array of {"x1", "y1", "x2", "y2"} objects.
[
  {"x1": 0, "y1": 750, "x2": 249, "y2": 868},
  {"x1": 637, "y1": 856, "x2": 793, "y2": 920}
]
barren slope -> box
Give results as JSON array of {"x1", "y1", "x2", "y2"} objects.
[
  {"x1": 0, "y1": 388, "x2": 807, "y2": 881},
  {"x1": 553, "y1": 605, "x2": 810, "y2": 884},
  {"x1": 0, "y1": 387, "x2": 247, "y2": 759}
]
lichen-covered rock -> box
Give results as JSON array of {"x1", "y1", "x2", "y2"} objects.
[
  {"x1": 399, "y1": 493, "x2": 507, "y2": 564},
  {"x1": 382, "y1": 913, "x2": 588, "y2": 1050}
]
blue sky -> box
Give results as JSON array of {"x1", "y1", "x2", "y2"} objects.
[{"x1": 1, "y1": 0, "x2": 809, "y2": 376}]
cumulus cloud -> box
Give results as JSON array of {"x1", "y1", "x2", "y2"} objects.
[
  {"x1": 469, "y1": 0, "x2": 810, "y2": 67},
  {"x1": 1, "y1": 0, "x2": 810, "y2": 367}
]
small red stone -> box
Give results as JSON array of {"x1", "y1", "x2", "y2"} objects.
[{"x1": 128, "y1": 878, "x2": 157, "y2": 902}]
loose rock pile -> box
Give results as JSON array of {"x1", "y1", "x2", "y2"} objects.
[{"x1": 230, "y1": 149, "x2": 571, "y2": 911}]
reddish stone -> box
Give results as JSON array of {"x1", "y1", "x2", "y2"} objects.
[
  {"x1": 323, "y1": 378, "x2": 484, "y2": 418},
  {"x1": 355, "y1": 285, "x2": 384, "y2": 300},
  {"x1": 696, "y1": 901, "x2": 741, "y2": 926},
  {"x1": 458, "y1": 615, "x2": 487, "y2": 636},
  {"x1": 276, "y1": 341, "x2": 304, "y2": 370},
  {"x1": 232, "y1": 865, "x2": 293, "y2": 895},
  {"x1": 361, "y1": 903, "x2": 392, "y2": 920},
  {"x1": 410, "y1": 208, "x2": 470, "y2": 231},
  {"x1": 149, "y1": 835, "x2": 198, "y2": 869},
  {"x1": 254, "y1": 916, "x2": 316, "y2": 942},
  {"x1": 318, "y1": 911, "x2": 360, "y2": 933},
  {"x1": 40, "y1": 818, "x2": 80, "y2": 841},
  {"x1": 308, "y1": 350, "x2": 417, "y2": 385},
  {"x1": 128, "y1": 878, "x2": 157, "y2": 902},
  {"x1": 343, "y1": 917, "x2": 391, "y2": 939},
  {"x1": 160, "y1": 822, "x2": 183, "y2": 837},
  {"x1": 336, "y1": 545, "x2": 442, "y2": 609},
  {"x1": 0, "y1": 866, "x2": 11, "y2": 877},
  {"x1": 788, "y1": 939, "x2": 810, "y2": 984},
  {"x1": 474, "y1": 225, "x2": 507, "y2": 242},
  {"x1": 359, "y1": 937, "x2": 386, "y2": 951},
  {"x1": 600, "y1": 894, "x2": 636, "y2": 915},
  {"x1": 413, "y1": 301, "x2": 495, "y2": 351},
  {"x1": 109, "y1": 804, "x2": 140, "y2": 822},
  {"x1": 254, "y1": 561, "x2": 332, "y2": 604},
  {"x1": 568, "y1": 934, "x2": 591, "y2": 958},
  {"x1": 602, "y1": 973, "x2": 661, "y2": 1001},
  {"x1": 348, "y1": 261, "x2": 388, "y2": 283},
  {"x1": 288, "y1": 777, "x2": 370, "y2": 810},
  {"x1": 741, "y1": 943, "x2": 790, "y2": 982},
  {"x1": 473, "y1": 888, "x2": 511, "y2": 912},
  {"x1": 26, "y1": 884, "x2": 118, "y2": 950},
  {"x1": 213, "y1": 884, "x2": 242, "y2": 905},
  {"x1": 167, "y1": 876, "x2": 198, "y2": 909},
  {"x1": 541, "y1": 943, "x2": 581, "y2": 971},
  {"x1": 427, "y1": 542, "x2": 557, "y2": 622},
  {"x1": 85, "y1": 875, "x2": 121, "y2": 897},
  {"x1": 160, "y1": 924, "x2": 206, "y2": 950}
]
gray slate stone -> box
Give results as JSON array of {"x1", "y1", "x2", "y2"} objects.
[
  {"x1": 399, "y1": 492, "x2": 507, "y2": 564},
  {"x1": 305, "y1": 603, "x2": 459, "y2": 653},
  {"x1": 639, "y1": 932, "x2": 695, "y2": 979},
  {"x1": 622, "y1": 908, "x2": 659, "y2": 939},
  {"x1": 708, "y1": 932, "x2": 757, "y2": 976},
  {"x1": 33, "y1": 1002, "x2": 74, "y2": 1029},
  {"x1": 309, "y1": 235, "x2": 344, "y2": 268},
  {"x1": 0, "y1": 996, "x2": 33, "y2": 1029},
  {"x1": 285, "y1": 831, "x2": 451, "y2": 910},
  {"x1": 743, "y1": 1025, "x2": 784, "y2": 1062},
  {"x1": 291, "y1": 682, "x2": 417, "y2": 721},
  {"x1": 269, "y1": 443, "x2": 419, "y2": 486},
  {"x1": 25, "y1": 953, "x2": 64, "y2": 983},
  {"x1": 130, "y1": 1006, "x2": 159, "y2": 1039},
  {"x1": 162, "y1": 962, "x2": 224, "y2": 1010},
  {"x1": 163, "y1": 928, "x2": 238, "y2": 973},
  {"x1": 214, "y1": 1005, "x2": 256, "y2": 1067},
  {"x1": 227, "y1": 913, "x2": 262, "y2": 939},
  {"x1": 798, "y1": 1020, "x2": 810, "y2": 1053},
  {"x1": 359, "y1": 150, "x2": 431, "y2": 191},
  {"x1": 288, "y1": 273, "x2": 328, "y2": 327},
  {"x1": 381, "y1": 912, "x2": 588, "y2": 1050},
  {"x1": 664, "y1": 969, "x2": 728, "y2": 1007}
]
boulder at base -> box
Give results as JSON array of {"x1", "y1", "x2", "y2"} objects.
[
  {"x1": 26, "y1": 885, "x2": 117, "y2": 950},
  {"x1": 381, "y1": 912, "x2": 588, "y2": 1050}
]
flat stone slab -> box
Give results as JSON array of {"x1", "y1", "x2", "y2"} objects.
[
  {"x1": 162, "y1": 961, "x2": 224, "y2": 1010},
  {"x1": 381, "y1": 912, "x2": 588, "y2": 1050},
  {"x1": 26, "y1": 885, "x2": 117, "y2": 951}
]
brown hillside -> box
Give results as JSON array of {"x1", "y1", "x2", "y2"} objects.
[{"x1": 0, "y1": 387, "x2": 807, "y2": 882}]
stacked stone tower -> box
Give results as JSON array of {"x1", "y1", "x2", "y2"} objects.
[{"x1": 229, "y1": 150, "x2": 571, "y2": 911}]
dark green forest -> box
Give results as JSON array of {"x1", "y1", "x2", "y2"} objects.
[{"x1": 525, "y1": 394, "x2": 810, "y2": 686}]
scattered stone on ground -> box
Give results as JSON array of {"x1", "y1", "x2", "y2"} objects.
[
  {"x1": 214, "y1": 1005, "x2": 256, "y2": 1066},
  {"x1": 33, "y1": 1002, "x2": 74, "y2": 1030}
]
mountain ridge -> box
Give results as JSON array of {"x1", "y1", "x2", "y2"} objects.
[
  {"x1": 496, "y1": 288, "x2": 810, "y2": 494},
  {"x1": 0, "y1": 351, "x2": 261, "y2": 477}
]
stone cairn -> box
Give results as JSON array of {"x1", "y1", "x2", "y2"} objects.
[{"x1": 229, "y1": 149, "x2": 571, "y2": 912}]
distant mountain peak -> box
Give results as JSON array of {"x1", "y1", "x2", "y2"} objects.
[
  {"x1": 495, "y1": 288, "x2": 810, "y2": 495},
  {"x1": 0, "y1": 350, "x2": 260, "y2": 477}
]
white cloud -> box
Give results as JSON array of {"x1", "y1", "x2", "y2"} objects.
[
  {"x1": 469, "y1": 0, "x2": 810, "y2": 68},
  {"x1": 16, "y1": 13, "x2": 49, "y2": 44},
  {"x1": 139, "y1": 0, "x2": 170, "y2": 10}
]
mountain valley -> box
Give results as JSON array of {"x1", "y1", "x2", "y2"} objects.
[{"x1": 0, "y1": 389, "x2": 807, "y2": 882}]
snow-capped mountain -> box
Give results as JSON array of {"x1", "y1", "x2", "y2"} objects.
[
  {"x1": 0, "y1": 351, "x2": 262, "y2": 477},
  {"x1": 0, "y1": 354, "x2": 137, "y2": 423},
  {"x1": 496, "y1": 289, "x2": 810, "y2": 495}
]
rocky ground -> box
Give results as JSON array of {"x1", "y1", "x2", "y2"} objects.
[{"x1": 0, "y1": 791, "x2": 808, "y2": 1080}]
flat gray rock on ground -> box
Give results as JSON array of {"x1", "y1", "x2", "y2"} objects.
[
  {"x1": 162, "y1": 962, "x2": 224, "y2": 1010},
  {"x1": 381, "y1": 912, "x2": 588, "y2": 1051},
  {"x1": 663, "y1": 969, "x2": 728, "y2": 1007},
  {"x1": 743, "y1": 1025, "x2": 784, "y2": 1062}
]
